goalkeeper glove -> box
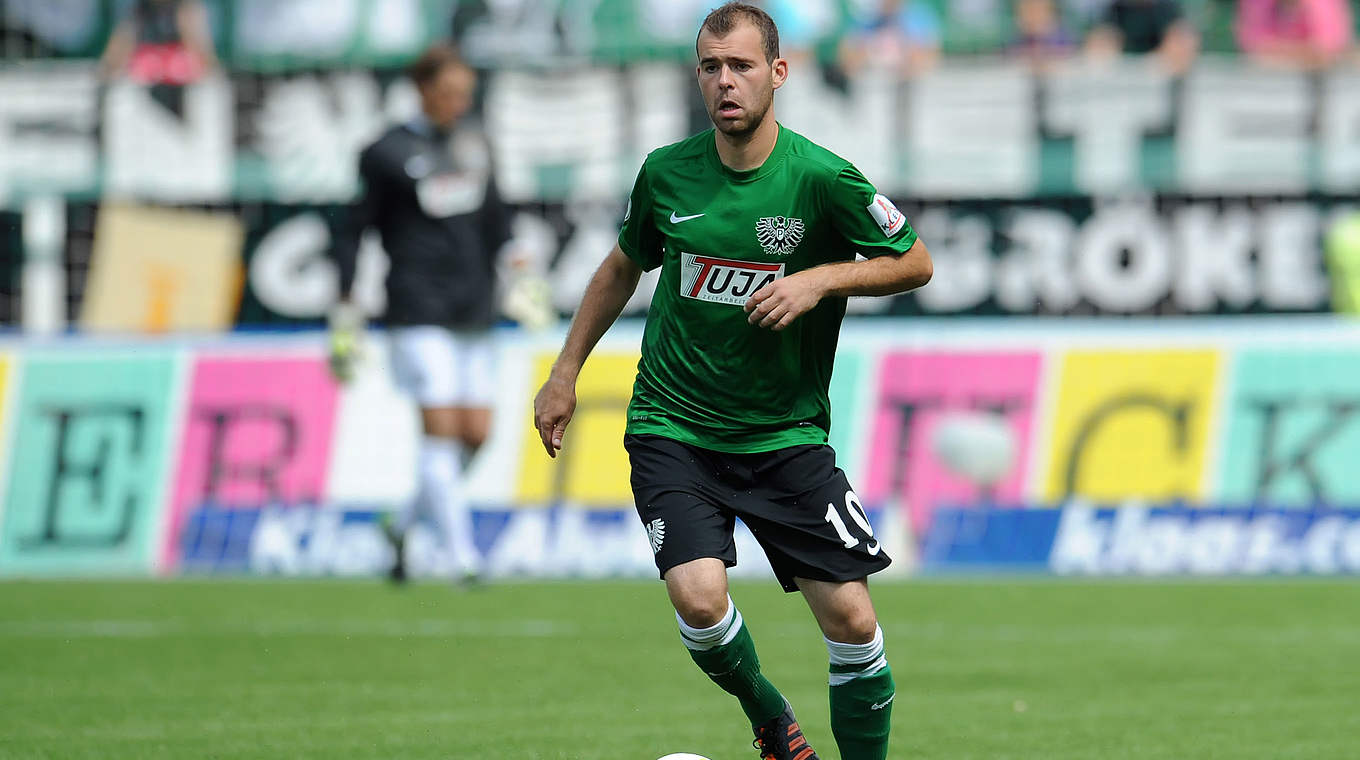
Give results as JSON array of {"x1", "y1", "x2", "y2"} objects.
[{"x1": 327, "y1": 302, "x2": 364, "y2": 384}]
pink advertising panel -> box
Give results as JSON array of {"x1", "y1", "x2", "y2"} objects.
[
  {"x1": 162, "y1": 357, "x2": 339, "y2": 569},
  {"x1": 863, "y1": 351, "x2": 1043, "y2": 536}
]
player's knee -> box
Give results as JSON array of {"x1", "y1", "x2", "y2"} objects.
[
  {"x1": 827, "y1": 609, "x2": 879, "y2": 644},
  {"x1": 458, "y1": 427, "x2": 489, "y2": 452},
  {"x1": 672, "y1": 592, "x2": 729, "y2": 629}
]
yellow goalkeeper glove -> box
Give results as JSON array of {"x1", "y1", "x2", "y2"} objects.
[{"x1": 327, "y1": 303, "x2": 364, "y2": 384}]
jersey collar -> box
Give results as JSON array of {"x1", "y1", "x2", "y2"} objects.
[{"x1": 707, "y1": 122, "x2": 790, "y2": 183}]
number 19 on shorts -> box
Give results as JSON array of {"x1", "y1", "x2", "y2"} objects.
[{"x1": 825, "y1": 491, "x2": 881, "y2": 556}]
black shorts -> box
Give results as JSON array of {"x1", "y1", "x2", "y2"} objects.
[{"x1": 625, "y1": 433, "x2": 891, "y2": 592}]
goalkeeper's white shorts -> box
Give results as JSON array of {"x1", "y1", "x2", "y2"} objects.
[{"x1": 388, "y1": 326, "x2": 496, "y2": 408}]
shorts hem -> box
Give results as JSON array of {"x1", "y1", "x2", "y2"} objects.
[{"x1": 655, "y1": 552, "x2": 738, "y2": 581}]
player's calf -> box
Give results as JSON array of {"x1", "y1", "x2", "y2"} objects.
[
  {"x1": 676, "y1": 595, "x2": 787, "y2": 727},
  {"x1": 826, "y1": 624, "x2": 894, "y2": 760}
]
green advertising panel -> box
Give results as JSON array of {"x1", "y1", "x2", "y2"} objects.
[
  {"x1": 0, "y1": 353, "x2": 178, "y2": 575},
  {"x1": 828, "y1": 349, "x2": 866, "y2": 477},
  {"x1": 1217, "y1": 350, "x2": 1360, "y2": 507}
]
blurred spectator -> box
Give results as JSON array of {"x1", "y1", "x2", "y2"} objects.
[
  {"x1": 1, "y1": 0, "x2": 102, "y2": 56},
  {"x1": 764, "y1": 0, "x2": 840, "y2": 61},
  {"x1": 453, "y1": 0, "x2": 576, "y2": 69},
  {"x1": 99, "y1": 0, "x2": 216, "y2": 84},
  {"x1": 1236, "y1": 0, "x2": 1354, "y2": 70},
  {"x1": 839, "y1": 0, "x2": 942, "y2": 77},
  {"x1": 1084, "y1": 0, "x2": 1199, "y2": 73},
  {"x1": 1010, "y1": 0, "x2": 1078, "y2": 71}
]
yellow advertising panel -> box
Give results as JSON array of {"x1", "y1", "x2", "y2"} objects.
[
  {"x1": 0, "y1": 355, "x2": 7, "y2": 432},
  {"x1": 80, "y1": 203, "x2": 243, "y2": 332},
  {"x1": 1043, "y1": 350, "x2": 1220, "y2": 504},
  {"x1": 516, "y1": 352, "x2": 639, "y2": 507}
]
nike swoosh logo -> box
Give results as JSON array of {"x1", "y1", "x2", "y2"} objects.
[
  {"x1": 870, "y1": 694, "x2": 895, "y2": 711},
  {"x1": 670, "y1": 212, "x2": 705, "y2": 223}
]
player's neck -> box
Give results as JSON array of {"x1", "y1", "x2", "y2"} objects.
[{"x1": 714, "y1": 116, "x2": 779, "y2": 172}]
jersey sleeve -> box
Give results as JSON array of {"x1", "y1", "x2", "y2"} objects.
[
  {"x1": 827, "y1": 165, "x2": 918, "y2": 258},
  {"x1": 331, "y1": 144, "x2": 383, "y2": 298},
  {"x1": 617, "y1": 161, "x2": 664, "y2": 271}
]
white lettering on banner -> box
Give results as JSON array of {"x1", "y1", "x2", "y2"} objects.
[
  {"x1": 1261, "y1": 204, "x2": 1331, "y2": 309},
  {"x1": 485, "y1": 69, "x2": 623, "y2": 202},
  {"x1": 105, "y1": 77, "x2": 233, "y2": 201},
  {"x1": 1173, "y1": 205, "x2": 1256, "y2": 311},
  {"x1": 7, "y1": 63, "x2": 1360, "y2": 205},
  {"x1": 1050, "y1": 506, "x2": 1360, "y2": 576},
  {"x1": 917, "y1": 201, "x2": 1332, "y2": 314},
  {"x1": 0, "y1": 67, "x2": 97, "y2": 206},
  {"x1": 778, "y1": 66, "x2": 894, "y2": 182},
  {"x1": 1075, "y1": 202, "x2": 1174, "y2": 312},
  {"x1": 913, "y1": 210, "x2": 993, "y2": 312},
  {"x1": 236, "y1": 506, "x2": 789, "y2": 580},
  {"x1": 1179, "y1": 65, "x2": 1311, "y2": 193},
  {"x1": 996, "y1": 209, "x2": 1080, "y2": 312},
  {"x1": 247, "y1": 213, "x2": 387, "y2": 318},
  {"x1": 1319, "y1": 72, "x2": 1360, "y2": 191},
  {"x1": 908, "y1": 65, "x2": 1037, "y2": 197},
  {"x1": 1044, "y1": 62, "x2": 1173, "y2": 193},
  {"x1": 255, "y1": 73, "x2": 385, "y2": 202},
  {"x1": 680, "y1": 254, "x2": 783, "y2": 306},
  {"x1": 249, "y1": 510, "x2": 392, "y2": 577},
  {"x1": 626, "y1": 63, "x2": 690, "y2": 174}
]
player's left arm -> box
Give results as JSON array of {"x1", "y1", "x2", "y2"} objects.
[{"x1": 746, "y1": 166, "x2": 931, "y2": 330}]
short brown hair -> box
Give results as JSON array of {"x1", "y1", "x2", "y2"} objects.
[
  {"x1": 697, "y1": 2, "x2": 780, "y2": 63},
  {"x1": 408, "y1": 42, "x2": 467, "y2": 87}
]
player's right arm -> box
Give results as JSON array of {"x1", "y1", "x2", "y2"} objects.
[
  {"x1": 535, "y1": 158, "x2": 660, "y2": 457},
  {"x1": 533, "y1": 244, "x2": 642, "y2": 458},
  {"x1": 327, "y1": 145, "x2": 382, "y2": 383}
]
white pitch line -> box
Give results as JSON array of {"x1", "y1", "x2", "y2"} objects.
[{"x1": 0, "y1": 619, "x2": 580, "y2": 639}]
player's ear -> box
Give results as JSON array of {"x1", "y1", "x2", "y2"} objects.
[{"x1": 771, "y1": 57, "x2": 788, "y2": 90}]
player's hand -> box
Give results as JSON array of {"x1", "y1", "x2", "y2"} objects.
[
  {"x1": 744, "y1": 271, "x2": 825, "y2": 331},
  {"x1": 533, "y1": 375, "x2": 576, "y2": 458},
  {"x1": 329, "y1": 329, "x2": 360, "y2": 383},
  {"x1": 327, "y1": 302, "x2": 364, "y2": 384}
]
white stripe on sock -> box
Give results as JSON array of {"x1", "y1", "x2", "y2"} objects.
[
  {"x1": 677, "y1": 596, "x2": 743, "y2": 651},
  {"x1": 827, "y1": 625, "x2": 888, "y2": 685},
  {"x1": 826, "y1": 624, "x2": 884, "y2": 665}
]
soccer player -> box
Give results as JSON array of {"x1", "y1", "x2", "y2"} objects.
[
  {"x1": 532, "y1": 4, "x2": 931, "y2": 759},
  {"x1": 330, "y1": 43, "x2": 513, "y2": 585}
]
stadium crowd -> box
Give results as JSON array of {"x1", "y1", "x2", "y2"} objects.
[{"x1": 0, "y1": 0, "x2": 1356, "y2": 76}]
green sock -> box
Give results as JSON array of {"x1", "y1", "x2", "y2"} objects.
[
  {"x1": 830, "y1": 665, "x2": 894, "y2": 760},
  {"x1": 827, "y1": 626, "x2": 894, "y2": 760},
  {"x1": 681, "y1": 608, "x2": 786, "y2": 726}
]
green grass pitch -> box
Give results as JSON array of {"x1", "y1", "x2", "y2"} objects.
[{"x1": 2, "y1": 578, "x2": 1356, "y2": 759}]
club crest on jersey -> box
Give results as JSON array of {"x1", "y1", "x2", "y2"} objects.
[
  {"x1": 755, "y1": 216, "x2": 805, "y2": 257},
  {"x1": 867, "y1": 193, "x2": 906, "y2": 237},
  {"x1": 680, "y1": 253, "x2": 784, "y2": 306}
]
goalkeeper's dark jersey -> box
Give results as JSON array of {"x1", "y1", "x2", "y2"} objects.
[
  {"x1": 332, "y1": 119, "x2": 512, "y2": 328},
  {"x1": 619, "y1": 124, "x2": 918, "y2": 453}
]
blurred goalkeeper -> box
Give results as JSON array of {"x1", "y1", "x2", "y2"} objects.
[{"x1": 330, "y1": 43, "x2": 541, "y2": 585}]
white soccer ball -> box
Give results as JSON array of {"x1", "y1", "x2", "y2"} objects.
[
  {"x1": 930, "y1": 410, "x2": 1017, "y2": 488},
  {"x1": 656, "y1": 755, "x2": 713, "y2": 760}
]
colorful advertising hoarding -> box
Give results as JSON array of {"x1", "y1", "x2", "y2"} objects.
[
  {"x1": 0, "y1": 354, "x2": 176, "y2": 575},
  {"x1": 2, "y1": 323, "x2": 1360, "y2": 578},
  {"x1": 162, "y1": 356, "x2": 339, "y2": 571}
]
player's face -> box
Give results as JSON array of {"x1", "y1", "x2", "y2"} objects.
[
  {"x1": 420, "y1": 64, "x2": 476, "y2": 130},
  {"x1": 696, "y1": 23, "x2": 786, "y2": 138}
]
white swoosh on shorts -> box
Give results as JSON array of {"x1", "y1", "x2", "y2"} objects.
[{"x1": 670, "y1": 212, "x2": 705, "y2": 223}]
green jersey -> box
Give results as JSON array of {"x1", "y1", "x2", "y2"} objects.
[{"x1": 618, "y1": 124, "x2": 918, "y2": 453}]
